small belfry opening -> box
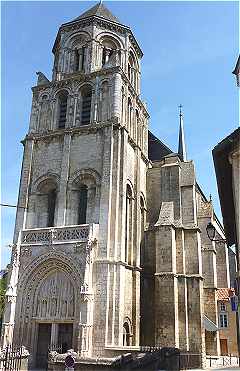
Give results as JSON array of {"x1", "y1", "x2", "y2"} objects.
[{"x1": 74, "y1": 46, "x2": 85, "y2": 72}]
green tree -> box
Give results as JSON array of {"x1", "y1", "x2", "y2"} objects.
[{"x1": 0, "y1": 272, "x2": 7, "y2": 331}]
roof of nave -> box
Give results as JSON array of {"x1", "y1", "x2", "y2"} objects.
[
  {"x1": 148, "y1": 131, "x2": 172, "y2": 162},
  {"x1": 72, "y1": 2, "x2": 121, "y2": 25}
]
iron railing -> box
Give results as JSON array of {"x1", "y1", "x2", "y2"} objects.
[{"x1": 0, "y1": 344, "x2": 24, "y2": 371}]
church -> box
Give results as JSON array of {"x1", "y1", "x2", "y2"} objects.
[{"x1": 1, "y1": 2, "x2": 232, "y2": 369}]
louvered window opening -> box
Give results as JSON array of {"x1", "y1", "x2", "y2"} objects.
[
  {"x1": 58, "y1": 100, "x2": 67, "y2": 128},
  {"x1": 78, "y1": 185, "x2": 88, "y2": 224},
  {"x1": 81, "y1": 95, "x2": 91, "y2": 125}
]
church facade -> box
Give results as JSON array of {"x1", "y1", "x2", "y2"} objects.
[{"x1": 1, "y1": 3, "x2": 232, "y2": 369}]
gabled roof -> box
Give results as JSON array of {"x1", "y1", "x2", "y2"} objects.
[{"x1": 71, "y1": 2, "x2": 121, "y2": 25}]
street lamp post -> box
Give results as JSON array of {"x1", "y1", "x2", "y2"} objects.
[{"x1": 206, "y1": 222, "x2": 240, "y2": 365}]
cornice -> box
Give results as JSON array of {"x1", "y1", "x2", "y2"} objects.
[
  {"x1": 31, "y1": 66, "x2": 122, "y2": 93},
  {"x1": 23, "y1": 121, "x2": 117, "y2": 143},
  {"x1": 155, "y1": 272, "x2": 204, "y2": 280}
]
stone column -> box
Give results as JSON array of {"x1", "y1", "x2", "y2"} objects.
[
  {"x1": 154, "y1": 212, "x2": 179, "y2": 347},
  {"x1": 111, "y1": 73, "x2": 121, "y2": 121},
  {"x1": 1, "y1": 233, "x2": 21, "y2": 347},
  {"x1": 14, "y1": 139, "x2": 35, "y2": 243}
]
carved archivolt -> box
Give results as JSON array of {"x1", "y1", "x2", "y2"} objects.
[
  {"x1": 69, "y1": 168, "x2": 101, "y2": 188},
  {"x1": 31, "y1": 172, "x2": 60, "y2": 194},
  {"x1": 18, "y1": 251, "x2": 83, "y2": 291}
]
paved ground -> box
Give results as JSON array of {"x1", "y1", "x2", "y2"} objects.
[{"x1": 187, "y1": 367, "x2": 240, "y2": 371}]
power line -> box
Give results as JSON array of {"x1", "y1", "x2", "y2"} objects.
[{"x1": 0, "y1": 203, "x2": 26, "y2": 209}]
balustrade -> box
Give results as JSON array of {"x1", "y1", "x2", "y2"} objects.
[{"x1": 21, "y1": 224, "x2": 93, "y2": 245}]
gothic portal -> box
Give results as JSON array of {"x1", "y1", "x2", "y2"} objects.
[{"x1": 2, "y1": 2, "x2": 231, "y2": 369}]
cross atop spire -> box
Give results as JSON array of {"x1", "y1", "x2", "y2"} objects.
[{"x1": 178, "y1": 104, "x2": 187, "y2": 162}]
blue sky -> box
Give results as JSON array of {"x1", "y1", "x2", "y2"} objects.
[{"x1": 1, "y1": 1, "x2": 239, "y2": 268}]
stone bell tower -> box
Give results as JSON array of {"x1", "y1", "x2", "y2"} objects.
[{"x1": 1, "y1": 2, "x2": 149, "y2": 367}]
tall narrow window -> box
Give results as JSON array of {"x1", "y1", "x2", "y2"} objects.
[
  {"x1": 128, "y1": 98, "x2": 132, "y2": 134},
  {"x1": 78, "y1": 184, "x2": 88, "y2": 224},
  {"x1": 58, "y1": 91, "x2": 68, "y2": 129},
  {"x1": 81, "y1": 86, "x2": 92, "y2": 125},
  {"x1": 102, "y1": 48, "x2": 107, "y2": 66},
  {"x1": 123, "y1": 322, "x2": 131, "y2": 346},
  {"x1": 47, "y1": 189, "x2": 56, "y2": 227},
  {"x1": 140, "y1": 197, "x2": 145, "y2": 266},
  {"x1": 125, "y1": 185, "x2": 132, "y2": 264},
  {"x1": 81, "y1": 47, "x2": 85, "y2": 71},
  {"x1": 74, "y1": 49, "x2": 80, "y2": 72}
]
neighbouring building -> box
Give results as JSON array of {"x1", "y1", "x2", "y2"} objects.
[
  {"x1": 1, "y1": 3, "x2": 235, "y2": 369},
  {"x1": 217, "y1": 288, "x2": 238, "y2": 356}
]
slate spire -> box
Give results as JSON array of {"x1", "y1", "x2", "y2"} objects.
[{"x1": 178, "y1": 105, "x2": 187, "y2": 161}]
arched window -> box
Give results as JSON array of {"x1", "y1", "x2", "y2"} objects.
[
  {"x1": 101, "y1": 38, "x2": 119, "y2": 67},
  {"x1": 128, "y1": 51, "x2": 137, "y2": 88},
  {"x1": 140, "y1": 196, "x2": 145, "y2": 266},
  {"x1": 135, "y1": 109, "x2": 139, "y2": 141},
  {"x1": 36, "y1": 179, "x2": 58, "y2": 228},
  {"x1": 125, "y1": 184, "x2": 133, "y2": 264},
  {"x1": 128, "y1": 98, "x2": 132, "y2": 132},
  {"x1": 78, "y1": 184, "x2": 88, "y2": 224},
  {"x1": 57, "y1": 91, "x2": 68, "y2": 129},
  {"x1": 81, "y1": 86, "x2": 92, "y2": 125},
  {"x1": 123, "y1": 321, "x2": 131, "y2": 346},
  {"x1": 68, "y1": 170, "x2": 100, "y2": 226},
  {"x1": 48, "y1": 189, "x2": 56, "y2": 227}
]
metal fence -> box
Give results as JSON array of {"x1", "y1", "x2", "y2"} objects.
[
  {"x1": 206, "y1": 354, "x2": 239, "y2": 368},
  {"x1": 0, "y1": 344, "x2": 24, "y2": 371},
  {"x1": 48, "y1": 343, "x2": 63, "y2": 354}
]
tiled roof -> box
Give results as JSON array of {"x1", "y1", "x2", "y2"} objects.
[{"x1": 217, "y1": 288, "x2": 235, "y2": 301}]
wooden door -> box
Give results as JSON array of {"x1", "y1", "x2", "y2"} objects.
[{"x1": 220, "y1": 338, "x2": 228, "y2": 355}]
